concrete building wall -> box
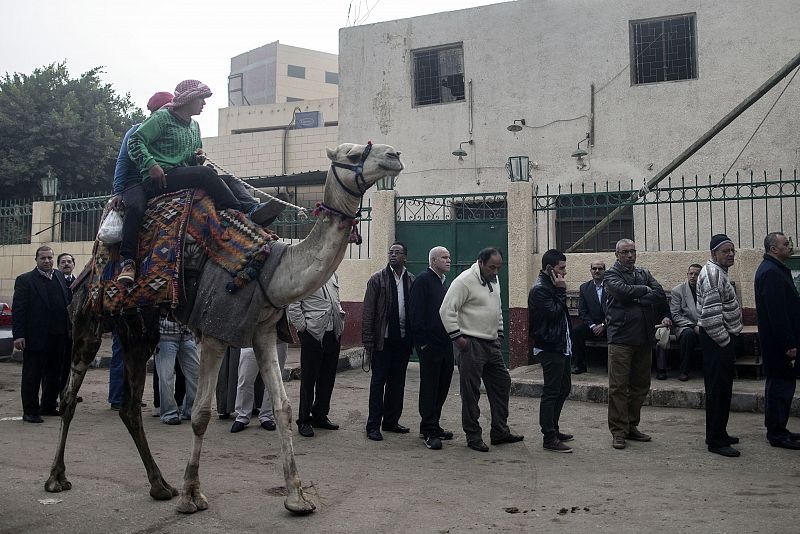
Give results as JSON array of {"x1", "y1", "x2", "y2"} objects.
[
  {"x1": 338, "y1": 0, "x2": 800, "y2": 202},
  {"x1": 218, "y1": 98, "x2": 338, "y2": 135},
  {"x1": 203, "y1": 126, "x2": 338, "y2": 178}
]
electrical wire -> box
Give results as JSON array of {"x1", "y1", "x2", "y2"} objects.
[{"x1": 594, "y1": 31, "x2": 665, "y2": 95}]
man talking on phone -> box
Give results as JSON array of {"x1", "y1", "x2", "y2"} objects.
[{"x1": 528, "y1": 249, "x2": 575, "y2": 453}]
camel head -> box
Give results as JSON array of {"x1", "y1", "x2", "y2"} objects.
[{"x1": 324, "y1": 142, "x2": 403, "y2": 203}]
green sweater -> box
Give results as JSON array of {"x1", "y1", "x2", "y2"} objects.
[{"x1": 127, "y1": 109, "x2": 202, "y2": 177}]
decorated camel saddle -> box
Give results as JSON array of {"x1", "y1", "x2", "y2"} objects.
[{"x1": 83, "y1": 188, "x2": 289, "y2": 347}]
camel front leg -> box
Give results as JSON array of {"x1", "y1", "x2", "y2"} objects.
[
  {"x1": 117, "y1": 336, "x2": 178, "y2": 500},
  {"x1": 253, "y1": 329, "x2": 316, "y2": 514},
  {"x1": 177, "y1": 335, "x2": 226, "y2": 514},
  {"x1": 45, "y1": 324, "x2": 101, "y2": 493}
]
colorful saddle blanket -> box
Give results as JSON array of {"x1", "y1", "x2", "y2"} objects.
[{"x1": 86, "y1": 189, "x2": 277, "y2": 316}]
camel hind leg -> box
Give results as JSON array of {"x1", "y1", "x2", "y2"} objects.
[
  {"x1": 45, "y1": 310, "x2": 102, "y2": 493},
  {"x1": 253, "y1": 326, "x2": 315, "y2": 514},
  {"x1": 117, "y1": 313, "x2": 178, "y2": 500},
  {"x1": 177, "y1": 335, "x2": 227, "y2": 514}
]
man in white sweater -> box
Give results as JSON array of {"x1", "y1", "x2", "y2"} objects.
[
  {"x1": 697, "y1": 233, "x2": 743, "y2": 458},
  {"x1": 439, "y1": 247, "x2": 523, "y2": 452}
]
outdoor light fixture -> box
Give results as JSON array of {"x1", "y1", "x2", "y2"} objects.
[
  {"x1": 507, "y1": 119, "x2": 526, "y2": 132},
  {"x1": 571, "y1": 133, "x2": 591, "y2": 170},
  {"x1": 506, "y1": 156, "x2": 533, "y2": 182},
  {"x1": 452, "y1": 140, "x2": 473, "y2": 161},
  {"x1": 41, "y1": 169, "x2": 58, "y2": 200}
]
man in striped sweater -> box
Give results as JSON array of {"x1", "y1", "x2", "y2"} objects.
[
  {"x1": 439, "y1": 247, "x2": 523, "y2": 452},
  {"x1": 697, "y1": 233, "x2": 743, "y2": 457}
]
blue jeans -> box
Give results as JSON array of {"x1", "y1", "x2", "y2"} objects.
[
  {"x1": 155, "y1": 333, "x2": 199, "y2": 422},
  {"x1": 108, "y1": 332, "x2": 124, "y2": 407}
]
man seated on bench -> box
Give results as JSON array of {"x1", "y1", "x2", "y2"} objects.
[
  {"x1": 665, "y1": 264, "x2": 702, "y2": 381},
  {"x1": 571, "y1": 261, "x2": 607, "y2": 374}
]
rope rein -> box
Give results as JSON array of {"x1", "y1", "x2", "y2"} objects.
[{"x1": 204, "y1": 155, "x2": 309, "y2": 220}]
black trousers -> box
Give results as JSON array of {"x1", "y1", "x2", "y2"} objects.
[
  {"x1": 21, "y1": 333, "x2": 67, "y2": 415},
  {"x1": 700, "y1": 329, "x2": 736, "y2": 448},
  {"x1": 765, "y1": 376, "x2": 796, "y2": 443},
  {"x1": 119, "y1": 167, "x2": 245, "y2": 262},
  {"x1": 678, "y1": 329, "x2": 700, "y2": 374},
  {"x1": 418, "y1": 344, "x2": 455, "y2": 437},
  {"x1": 297, "y1": 330, "x2": 340, "y2": 425},
  {"x1": 367, "y1": 338, "x2": 411, "y2": 431},
  {"x1": 571, "y1": 323, "x2": 605, "y2": 370},
  {"x1": 538, "y1": 350, "x2": 572, "y2": 440}
]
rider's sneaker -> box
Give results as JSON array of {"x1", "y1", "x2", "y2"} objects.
[{"x1": 117, "y1": 262, "x2": 136, "y2": 285}]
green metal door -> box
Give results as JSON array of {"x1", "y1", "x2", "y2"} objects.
[{"x1": 395, "y1": 193, "x2": 509, "y2": 364}]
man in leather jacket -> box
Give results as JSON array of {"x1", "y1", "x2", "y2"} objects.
[
  {"x1": 528, "y1": 249, "x2": 575, "y2": 453},
  {"x1": 604, "y1": 239, "x2": 671, "y2": 450}
]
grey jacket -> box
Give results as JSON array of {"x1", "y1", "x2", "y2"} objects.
[
  {"x1": 670, "y1": 281, "x2": 700, "y2": 338},
  {"x1": 287, "y1": 274, "x2": 345, "y2": 343},
  {"x1": 604, "y1": 261, "x2": 667, "y2": 346}
]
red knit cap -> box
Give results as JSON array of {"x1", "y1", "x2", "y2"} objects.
[{"x1": 146, "y1": 92, "x2": 173, "y2": 112}]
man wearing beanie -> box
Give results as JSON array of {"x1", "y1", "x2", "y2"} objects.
[
  {"x1": 117, "y1": 80, "x2": 282, "y2": 285},
  {"x1": 697, "y1": 233, "x2": 743, "y2": 457},
  {"x1": 604, "y1": 239, "x2": 670, "y2": 450}
]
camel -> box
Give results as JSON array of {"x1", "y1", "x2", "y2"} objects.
[{"x1": 44, "y1": 141, "x2": 403, "y2": 515}]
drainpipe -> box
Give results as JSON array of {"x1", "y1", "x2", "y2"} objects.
[{"x1": 282, "y1": 107, "x2": 302, "y2": 175}]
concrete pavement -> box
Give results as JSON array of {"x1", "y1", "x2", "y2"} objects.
[{"x1": 1, "y1": 352, "x2": 799, "y2": 533}]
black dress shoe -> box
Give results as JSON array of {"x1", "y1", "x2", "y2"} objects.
[
  {"x1": 490, "y1": 433, "x2": 524, "y2": 445},
  {"x1": 260, "y1": 420, "x2": 276, "y2": 431},
  {"x1": 297, "y1": 423, "x2": 314, "y2": 437},
  {"x1": 571, "y1": 367, "x2": 586, "y2": 375},
  {"x1": 382, "y1": 423, "x2": 410, "y2": 433},
  {"x1": 437, "y1": 429, "x2": 454, "y2": 440},
  {"x1": 556, "y1": 432, "x2": 574, "y2": 442},
  {"x1": 22, "y1": 414, "x2": 44, "y2": 423},
  {"x1": 468, "y1": 440, "x2": 489, "y2": 452},
  {"x1": 770, "y1": 439, "x2": 800, "y2": 450},
  {"x1": 312, "y1": 417, "x2": 339, "y2": 430},
  {"x1": 708, "y1": 445, "x2": 741, "y2": 457},
  {"x1": 789, "y1": 432, "x2": 800, "y2": 441},
  {"x1": 725, "y1": 435, "x2": 740, "y2": 445},
  {"x1": 230, "y1": 421, "x2": 247, "y2": 433},
  {"x1": 367, "y1": 429, "x2": 383, "y2": 441}
]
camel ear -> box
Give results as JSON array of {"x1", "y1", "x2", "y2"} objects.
[{"x1": 326, "y1": 147, "x2": 336, "y2": 161}]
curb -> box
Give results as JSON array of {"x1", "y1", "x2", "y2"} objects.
[{"x1": 511, "y1": 377, "x2": 800, "y2": 416}]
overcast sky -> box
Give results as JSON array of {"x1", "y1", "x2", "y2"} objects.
[{"x1": 2, "y1": 0, "x2": 509, "y2": 136}]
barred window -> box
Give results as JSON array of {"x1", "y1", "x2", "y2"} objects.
[
  {"x1": 556, "y1": 193, "x2": 634, "y2": 252},
  {"x1": 412, "y1": 44, "x2": 465, "y2": 106},
  {"x1": 630, "y1": 14, "x2": 697, "y2": 85}
]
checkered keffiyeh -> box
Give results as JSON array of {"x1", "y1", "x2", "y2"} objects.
[{"x1": 167, "y1": 79, "x2": 212, "y2": 108}]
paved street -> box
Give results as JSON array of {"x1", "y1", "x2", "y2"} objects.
[{"x1": 0, "y1": 356, "x2": 797, "y2": 533}]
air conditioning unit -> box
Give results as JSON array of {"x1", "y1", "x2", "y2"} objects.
[{"x1": 295, "y1": 111, "x2": 323, "y2": 129}]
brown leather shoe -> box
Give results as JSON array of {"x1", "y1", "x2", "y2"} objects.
[
  {"x1": 626, "y1": 428, "x2": 652, "y2": 442},
  {"x1": 612, "y1": 436, "x2": 626, "y2": 449}
]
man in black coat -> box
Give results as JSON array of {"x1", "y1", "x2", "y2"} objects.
[
  {"x1": 528, "y1": 249, "x2": 574, "y2": 453},
  {"x1": 12, "y1": 246, "x2": 71, "y2": 423},
  {"x1": 409, "y1": 246, "x2": 454, "y2": 450},
  {"x1": 754, "y1": 232, "x2": 800, "y2": 450},
  {"x1": 571, "y1": 261, "x2": 607, "y2": 374}
]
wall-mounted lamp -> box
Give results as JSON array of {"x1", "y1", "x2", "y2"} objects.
[
  {"x1": 506, "y1": 156, "x2": 534, "y2": 182},
  {"x1": 571, "y1": 133, "x2": 591, "y2": 170},
  {"x1": 507, "y1": 119, "x2": 526, "y2": 132},
  {"x1": 452, "y1": 140, "x2": 473, "y2": 161}
]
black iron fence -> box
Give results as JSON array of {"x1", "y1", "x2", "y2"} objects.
[
  {"x1": 57, "y1": 194, "x2": 110, "y2": 242},
  {"x1": 395, "y1": 192, "x2": 508, "y2": 222},
  {"x1": 0, "y1": 199, "x2": 33, "y2": 245},
  {"x1": 533, "y1": 170, "x2": 800, "y2": 252}
]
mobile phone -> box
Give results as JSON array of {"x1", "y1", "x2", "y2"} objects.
[{"x1": 545, "y1": 264, "x2": 554, "y2": 279}]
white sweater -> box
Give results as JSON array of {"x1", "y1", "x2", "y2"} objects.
[
  {"x1": 439, "y1": 261, "x2": 504, "y2": 341},
  {"x1": 697, "y1": 260, "x2": 742, "y2": 347}
]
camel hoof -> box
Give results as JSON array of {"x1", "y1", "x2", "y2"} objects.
[
  {"x1": 193, "y1": 492, "x2": 209, "y2": 511},
  {"x1": 150, "y1": 483, "x2": 177, "y2": 501},
  {"x1": 176, "y1": 498, "x2": 198, "y2": 514},
  {"x1": 284, "y1": 495, "x2": 316, "y2": 515},
  {"x1": 45, "y1": 476, "x2": 71, "y2": 493}
]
